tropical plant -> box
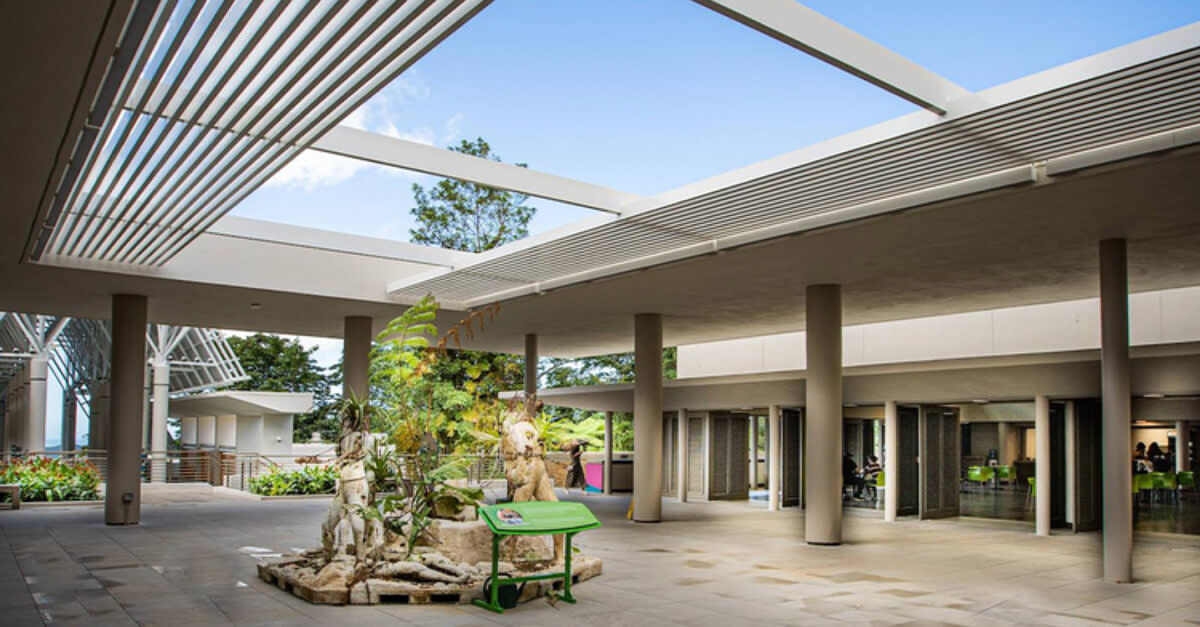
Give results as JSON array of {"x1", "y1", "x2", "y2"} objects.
[
  {"x1": 247, "y1": 465, "x2": 338, "y2": 496},
  {"x1": 364, "y1": 439, "x2": 399, "y2": 494},
  {"x1": 0, "y1": 457, "x2": 101, "y2": 502}
]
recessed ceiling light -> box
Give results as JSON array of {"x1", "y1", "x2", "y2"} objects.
[
  {"x1": 844, "y1": 403, "x2": 858, "y2": 408},
  {"x1": 972, "y1": 399, "x2": 989, "y2": 404},
  {"x1": 1143, "y1": 393, "x2": 1165, "y2": 398}
]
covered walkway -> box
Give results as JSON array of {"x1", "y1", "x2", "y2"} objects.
[{"x1": 1, "y1": 492, "x2": 1198, "y2": 626}]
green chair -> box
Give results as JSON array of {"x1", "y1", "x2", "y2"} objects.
[
  {"x1": 1025, "y1": 477, "x2": 1036, "y2": 508},
  {"x1": 1134, "y1": 473, "x2": 1156, "y2": 505},
  {"x1": 1179, "y1": 471, "x2": 1195, "y2": 491},
  {"x1": 1151, "y1": 472, "x2": 1178, "y2": 504},
  {"x1": 995, "y1": 465, "x2": 1015, "y2": 488},
  {"x1": 966, "y1": 466, "x2": 993, "y2": 491},
  {"x1": 876, "y1": 471, "x2": 886, "y2": 488}
]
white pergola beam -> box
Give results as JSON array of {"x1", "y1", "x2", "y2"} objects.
[
  {"x1": 121, "y1": 84, "x2": 641, "y2": 216},
  {"x1": 313, "y1": 126, "x2": 642, "y2": 215},
  {"x1": 694, "y1": 0, "x2": 969, "y2": 115}
]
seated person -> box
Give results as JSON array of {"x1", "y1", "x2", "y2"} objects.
[
  {"x1": 862, "y1": 455, "x2": 882, "y2": 481},
  {"x1": 843, "y1": 452, "x2": 863, "y2": 498}
]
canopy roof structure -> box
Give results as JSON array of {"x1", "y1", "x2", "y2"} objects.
[
  {"x1": 167, "y1": 390, "x2": 313, "y2": 418},
  {"x1": 4, "y1": 1, "x2": 1200, "y2": 358}
]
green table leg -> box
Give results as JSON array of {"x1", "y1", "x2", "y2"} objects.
[
  {"x1": 472, "y1": 534, "x2": 504, "y2": 614},
  {"x1": 560, "y1": 532, "x2": 576, "y2": 604}
]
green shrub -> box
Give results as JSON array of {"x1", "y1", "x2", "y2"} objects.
[
  {"x1": 247, "y1": 465, "x2": 337, "y2": 496},
  {"x1": 0, "y1": 457, "x2": 101, "y2": 502}
]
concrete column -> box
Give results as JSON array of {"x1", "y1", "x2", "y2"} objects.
[
  {"x1": 89, "y1": 381, "x2": 110, "y2": 450},
  {"x1": 10, "y1": 369, "x2": 24, "y2": 452},
  {"x1": 633, "y1": 313, "x2": 663, "y2": 523},
  {"x1": 150, "y1": 362, "x2": 169, "y2": 482},
  {"x1": 106, "y1": 294, "x2": 148, "y2": 525},
  {"x1": 343, "y1": 316, "x2": 372, "y2": 402},
  {"x1": 23, "y1": 356, "x2": 48, "y2": 452},
  {"x1": 61, "y1": 393, "x2": 77, "y2": 453},
  {"x1": 805, "y1": 284, "x2": 843, "y2": 545},
  {"x1": 884, "y1": 400, "x2": 899, "y2": 522},
  {"x1": 603, "y1": 411, "x2": 614, "y2": 495},
  {"x1": 1100, "y1": 239, "x2": 1132, "y2": 583},
  {"x1": 2, "y1": 395, "x2": 10, "y2": 460},
  {"x1": 1065, "y1": 401, "x2": 1076, "y2": 526},
  {"x1": 1035, "y1": 394, "x2": 1051, "y2": 537},
  {"x1": 750, "y1": 417, "x2": 759, "y2": 488},
  {"x1": 143, "y1": 368, "x2": 153, "y2": 450},
  {"x1": 997, "y1": 422, "x2": 1010, "y2": 467},
  {"x1": 677, "y1": 408, "x2": 688, "y2": 502},
  {"x1": 524, "y1": 333, "x2": 538, "y2": 398},
  {"x1": 768, "y1": 405, "x2": 782, "y2": 512},
  {"x1": 1177, "y1": 421, "x2": 1190, "y2": 474}
]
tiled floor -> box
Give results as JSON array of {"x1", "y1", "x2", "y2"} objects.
[{"x1": 2, "y1": 489, "x2": 1199, "y2": 626}]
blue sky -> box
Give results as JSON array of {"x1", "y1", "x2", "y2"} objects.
[
  {"x1": 233, "y1": 0, "x2": 1200, "y2": 243},
  {"x1": 48, "y1": 1, "x2": 1200, "y2": 447}
]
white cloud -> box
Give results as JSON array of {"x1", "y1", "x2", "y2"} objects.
[
  {"x1": 443, "y1": 113, "x2": 464, "y2": 144},
  {"x1": 264, "y1": 71, "x2": 469, "y2": 190},
  {"x1": 268, "y1": 151, "x2": 369, "y2": 191}
]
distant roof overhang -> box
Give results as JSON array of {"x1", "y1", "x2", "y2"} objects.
[
  {"x1": 516, "y1": 342, "x2": 1200, "y2": 412},
  {"x1": 168, "y1": 390, "x2": 314, "y2": 418}
]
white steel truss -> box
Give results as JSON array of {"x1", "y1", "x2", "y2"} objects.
[{"x1": 2, "y1": 315, "x2": 248, "y2": 419}]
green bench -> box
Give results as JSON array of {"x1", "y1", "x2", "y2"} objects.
[{"x1": 473, "y1": 501, "x2": 601, "y2": 614}]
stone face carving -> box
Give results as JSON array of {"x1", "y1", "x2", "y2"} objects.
[
  {"x1": 499, "y1": 398, "x2": 564, "y2": 563},
  {"x1": 501, "y1": 416, "x2": 558, "y2": 503}
]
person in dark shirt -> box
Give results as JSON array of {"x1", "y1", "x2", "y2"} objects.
[
  {"x1": 843, "y1": 452, "x2": 862, "y2": 498},
  {"x1": 1148, "y1": 442, "x2": 1171, "y2": 472}
]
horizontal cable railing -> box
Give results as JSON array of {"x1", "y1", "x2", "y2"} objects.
[{"x1": 4, "y1": 449, "x2": 510, "y2": 494}]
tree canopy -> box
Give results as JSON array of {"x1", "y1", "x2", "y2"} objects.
[
  {"x1": 409, "y1": 138, "x2": 536, "y2": 253},
  {"x1": 226, "y1": 333, "x2": 338, "y2": 443}
]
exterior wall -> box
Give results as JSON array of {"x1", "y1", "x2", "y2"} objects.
[
  {"x1": 198, "y1": 416, "x2": 217, "y2": 446},
  {"x1": 678, "y1": 286, "x2": 1200, "y2": 379},
  {"x1": 261, "y1": 415, "x2": 294, "y2": 455},
  {"x1": 235, "y1": 415, "x2": 263, "y2": 454},
  {"x1": 180, "y1": 417, "x2": 197, "y2": 445},
  {"x1": 217, "y1": 415, "x2": 237, "y2": 449}
]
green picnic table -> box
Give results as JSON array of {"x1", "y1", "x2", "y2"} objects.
[{"x1": 472, "y1": 501, "x2": 601, "y2": 614}]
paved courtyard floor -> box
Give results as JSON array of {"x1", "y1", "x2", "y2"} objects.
[{"x1": 1, "y1": 489, "x2": 1199, "y2": 626}]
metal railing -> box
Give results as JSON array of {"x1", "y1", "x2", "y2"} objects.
[{"x1": 4, "y1": 449, "x2": 510, "y2": 492}]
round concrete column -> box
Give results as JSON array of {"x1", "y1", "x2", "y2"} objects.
[
  {"x1": 677, "y1": 408, "x2": 688, "y2": 502},
  {"x1": 884, "y1": 400, "x2": 899, "y2": 522},
  {"x1": 633, "y1": 313, "x2": 664, "y2": 523},
  {"x1": 524, "y1": 334, "x2": 538, "y2": 398},
  {"x1": 1035, "y1": 395, "x2": 1051, "y2": 537},
  {"x1": 768, "y1": 405, "x2": 782, "y2": 511},
  {"x1": 603, "y1": 411, "x2": 614, "y2": 495},
  {"x1": 1177, "y1": 421, "x2": 1191, "y2": 474},
  {"x1": 150, "y1": 362, "x2": 170, "y2": 482},
  {"x1": 1100, "y1": 238, "x2": 1132, "y2": 583},
  {"x1": 89, "y1": 381, "x2": 110, "y2": 450},
  {"x1": 61, "y1": 393, "x2": 77, "y2": 453},
  {"x1": 24, "y1": 356, "x2": 48, "y2": 453},
  {"x1": 106, "y1": 294, "x2": 148, "y2": 525},
  {"x1": 343, "y1": 316, "x2": 373, "y2": 402},
  {"x1": 805, "y1": 284, "x2": 843, "y2": 545}
]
